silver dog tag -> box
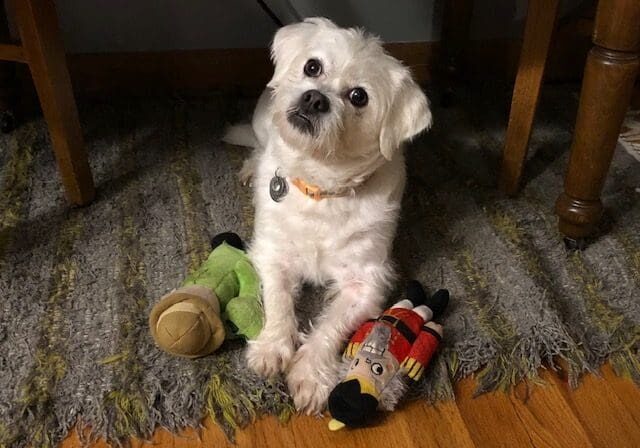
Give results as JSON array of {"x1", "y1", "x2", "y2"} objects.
[{"x1": 269, "y1": 172, "x2": 288, "y2": 202}]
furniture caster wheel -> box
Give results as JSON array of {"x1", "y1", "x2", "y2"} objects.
[
  {"x1": 0, "y1": 110, "x2": 16, "y2": 133},
  {"x1": 563, "y1": 237, "x2": 586, "y2": 251}
]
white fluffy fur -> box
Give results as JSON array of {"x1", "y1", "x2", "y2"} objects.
[{"x1": 223, "y1": 17, "x2": 431, "y2": 414}]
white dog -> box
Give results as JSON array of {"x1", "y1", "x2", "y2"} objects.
[{"x1": 224, "y1": 17, "x2": 431, "y2": 414}]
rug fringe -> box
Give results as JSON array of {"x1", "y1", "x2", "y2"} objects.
[{"x1": 103, "y1": 390, "x2": 150, "y2": 442}]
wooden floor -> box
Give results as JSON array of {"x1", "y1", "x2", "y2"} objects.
[{"x1": 60, "y1": 363, "x2": 640, "y2": 448}]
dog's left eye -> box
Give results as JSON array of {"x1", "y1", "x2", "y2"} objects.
[
  {"x1": 348, "y1": 88, "x2": 368, "y2": 107},
  {"x1": 304, "y1": 59, "x2": 322, "y2": 77}
]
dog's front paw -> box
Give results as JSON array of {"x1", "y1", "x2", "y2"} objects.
[
  {"x1": 286, "y1": 344, "x2": 338, "y2": 415},
  {"x1": 245, "y1": 330, "x2": 296, "y2": 377}
]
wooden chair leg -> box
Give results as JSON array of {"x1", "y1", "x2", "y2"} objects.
[
  {"x1": 499, "y1": 0, "x2": 560, "y2": 195},
  {"x1": 13, "y1": 0, "x2": 95, "y2": 205},
  {"x1": 555, "y1": 0, "x2": 640, "y2": 240}
]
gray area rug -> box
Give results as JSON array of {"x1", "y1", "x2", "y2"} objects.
[
  {"x1": 620, "y1": 106, "x2": 640, "y2": 163},
  {"x1": 1, "y1": 86, "x2": 639, "y2": 447}
]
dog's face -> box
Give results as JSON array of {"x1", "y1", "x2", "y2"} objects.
[{"x1": 267, "y1": 18, "x2": 432, "y2": 162}]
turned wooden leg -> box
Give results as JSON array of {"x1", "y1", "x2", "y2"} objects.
[
  {"x1": 14, "y1": 0, "x2": 95, "y2": 205},
  {"x1": 555, "y1": 0, "x2": 640, "y2": 240},
  {"x1": 500, "y1": 0, "x2": 560, "y2": 195}
]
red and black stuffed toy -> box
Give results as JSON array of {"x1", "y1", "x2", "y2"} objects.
[{"x1": 328, "y1": 281, "x2": 449, "y2": 430}]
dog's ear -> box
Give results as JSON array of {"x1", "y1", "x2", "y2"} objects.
[
  {"x1": 267, "y1": 22, "x2": 306, "y2": 89},
  {"x1": 379, "y1": 75, "x2": 432, "y2": 161},
  {"x1": 267, "y1": 18, "x2": 337, "y2": 89}
]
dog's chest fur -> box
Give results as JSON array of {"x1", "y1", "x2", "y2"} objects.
[{"x1": 250, "y1": 143, "x2": 405, "y2": 284}]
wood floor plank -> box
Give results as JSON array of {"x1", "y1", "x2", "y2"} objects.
[
  {"x1": 348, "y1": 410, "x2": 420, "y2": 448},
  {"x1": 400, "y1": 400, "x2": 476, "y2": 448},
  {"x1": 181, "y1": 398, "x2": 475, "y2": 448},
  {"x1": 57, "y1": 366, "x2": 640, "y2": 448},
  {"x1": 329, "y1": 399, "x2": 473, "y2": 448},
  {"x1": 509, "y1": 370, "x2": 593, "y2": 448},
  {"x1": 200, "y1": 418, "x2": 235, "y2": 447},
  {"x1": 280, "y1": 402, "x2": 418, "y2": 448},
  {"x1": 170, "y1": 426, "x2": 200, "y2": 448},
  {"x1": 123, "y1": 428, "x2": 176, "y2": 448},
  {"x1": 455, "y1": 372, "x2": 593, "y2": 448},
  {"x1": 234, "y1": 416, "x2": 296, "y2": 448},
  {"x1": 600, "y1": 364, "x2": 640, "y2": 425},
  {"x1": 455, "y1": 377, "x2": 541, "y2": 448},
  {"x1": 290, "y1": 412, "x2": 355, "y2": 447},
  {"x1": 551, "y1": 366, "x2": 640, "y2": 448}
]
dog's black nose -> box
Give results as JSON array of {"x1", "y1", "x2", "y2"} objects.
[{"x1": 299, "y1": 89, "x2": 330, "y2": 114}]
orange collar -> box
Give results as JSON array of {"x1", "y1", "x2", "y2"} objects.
[{"x1": 291, "y1": 177, "x2": 350, "y2": 201}]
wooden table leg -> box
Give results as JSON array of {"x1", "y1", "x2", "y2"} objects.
[
  {"x1": 555, "y1": 0, "x2": 640, "y2": 242},
  {"x1": 499, "y1": 0, "x2": 560, "y2": 196},
  {"x1": 13, "y1": 0, "x2": 95, "y2": 205}
]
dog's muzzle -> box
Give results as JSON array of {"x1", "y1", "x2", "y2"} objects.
[{"x1": 287, "y1": 89, "x2": 330, "y2": 135}]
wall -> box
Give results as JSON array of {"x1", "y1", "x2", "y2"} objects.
[
  {"x1": 55, "y1": 0, "x2": 278, "y2": 52},
  {"x1": 53, "y1": 0, "x2": 587, "y2": 54}
]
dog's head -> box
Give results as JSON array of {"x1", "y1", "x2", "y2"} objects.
[{"x1": 267, "y1": 18, "x2": 431, "y2": 162}]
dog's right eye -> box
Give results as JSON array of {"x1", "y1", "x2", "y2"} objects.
[
  {"x1": 303, "y1": 59, "x2": 322, "y2": 77},
  {"x1": 348, "y1": 87, "x2": 368, "y2": 107}
]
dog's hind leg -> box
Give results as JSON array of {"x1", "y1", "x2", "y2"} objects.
[
  {"x1": 222, "y1": 126, "x2": 260, "y2": 184},
  {"x1": 222, "y1": 123, "x2": 259, "y2": 148}
]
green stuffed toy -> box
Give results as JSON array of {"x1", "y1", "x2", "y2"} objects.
[{"x1": 149, "y1": 232, "x2": 263, "y2": 358}]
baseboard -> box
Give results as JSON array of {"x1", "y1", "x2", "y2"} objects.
[
  {"x1": 65, "y1": 42, "x2": 439, "y2": 97},
  {"x1": 6, "y1": 21, "x2": 582, "y2": 102},
  {"x1": 67, "y1": 48, "x2": 274, "y2": 96}
]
